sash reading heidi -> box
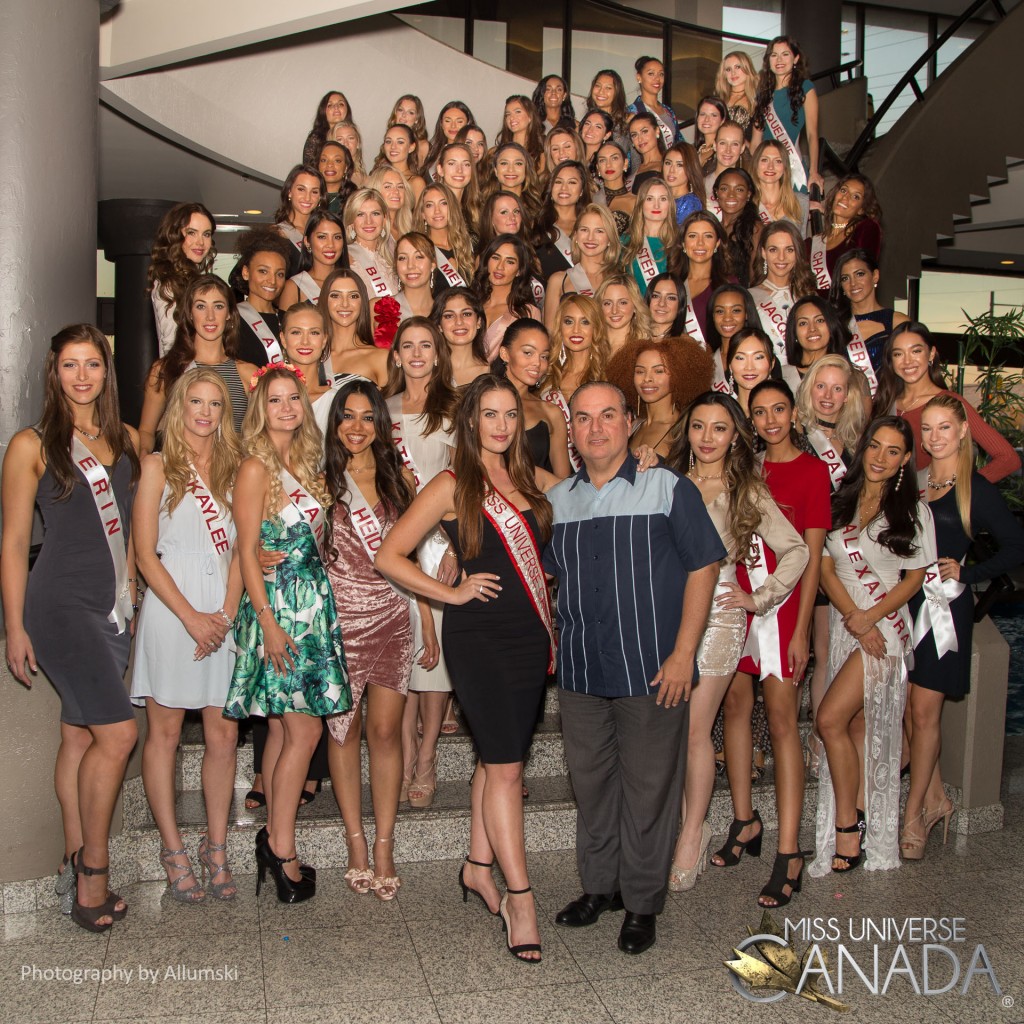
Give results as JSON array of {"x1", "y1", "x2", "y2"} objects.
[
  {"x1": 837, "y1": 523, "x2": 914, "y2": 663},
  {"x1": 542, "y1": 389, "x2": 582, "y2": 471},
  {"x1": 738, "y1": 532, "x2": 784, "y2": 682},
  {"x1": 185, "y1": 466, "x2": 233, "y2": 581},
  {"x1": 805, "y1": 428, "x2": 847, "y2": 491},
  {"x1": 633, "y1": 242, "x2": 660, "y2": 288},
  {"x1": 482, "y1": 488, "x2": 555, "y2": 672},
  {"x1": 809, "y1": 233, "x2": 830, "y2": 292},
  {"x1": 349, "y1": 245, "x2": 394, "y2": 298},
  {"x1": 386, "y1": 394, "x2": 423, "y2": 488},
  {"x1": 762, "y1": 102, "x2": 807, "y2": 190},
  {"x1": 280, "y1": 467, "x2": 326, "y2": 555},
  {"x1": 435, "y1": 248, "x2": 466, "y2": 288},
  {"x1": 72, "y1": 436, "x2": 132, "y2": 633},
  {"x1": 237, "y1": 302, "x2": 283, "y2": 363}
]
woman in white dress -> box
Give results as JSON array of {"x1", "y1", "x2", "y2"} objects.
[
  {"x1": 131, "y1": 368, "x2": 245, "y2": 901},
  {"x1": 811, "y1": 416, "x2": 934, "y2": 875}
]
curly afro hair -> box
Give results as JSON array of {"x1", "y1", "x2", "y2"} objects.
[{"x1": 606, "y1": 336, "x2": 714, "y2": 417}]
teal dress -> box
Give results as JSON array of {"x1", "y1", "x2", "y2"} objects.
[{"x1": 224, "y1": 503, "x2": 350, "y2": 719}]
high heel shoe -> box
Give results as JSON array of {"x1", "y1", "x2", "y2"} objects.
[
  {"x1": 256, "y1": 827, "x2": 315, "y2": 881},
  {"x1": 370, "y1": 835, "x2": 401, "y2": 901},
  {"x1": 832, "y1": 822, "x2": 863, "y2": 873},
  {"x1": 710, "y1": 812, "x2": 763, "y2": 867},
  {"x1": 197, "y1": 836, "x2": 237, "y2": 900},
  {"x1": 900, "y1": 814, "x2": 928, "y2": 861},
  {"x1": 70, "y1": 849, "x2": 125, "y2": 933},
  {"x1": 344, "y1": 831, "x2": 373, "y2": 895},
  {"x1": 758, "y1": 851, "x2": 806, "y2": 908},
  {"x1": 668, "y1": 821, "x2": 712, "y2": 892},
  {"x1": 159, "y1": 846, "x2": 206, "y2": 903},
  {"x1": 408, "y1": 753, "x2": 438, "y2": 809},
  {"x1": 922, "y1": 797, "x2": 954, "y2": 845},
  {"x1": 499, "y1": 887, "x2": 542, "y2": 964},
  {"x1": 55, "y1": 854, "x2": 74, "y2": 916},
  {"x1": 458, "y1": 856, "x2": 499, "y2": 915},
  {"x1": 256, "y1": 839, "x2": 315, "y2": 904}
]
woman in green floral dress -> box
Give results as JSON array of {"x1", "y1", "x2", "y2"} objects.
[{"x1": 224, "y1": 363, "x2": 350, "y2": 902}]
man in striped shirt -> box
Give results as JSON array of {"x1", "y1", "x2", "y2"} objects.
[{"x1": 544, "y1": 381, "x2": 723, "y2": 955}]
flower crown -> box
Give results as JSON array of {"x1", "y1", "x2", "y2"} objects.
[{"x1": 249, "y1": 361, "x2": 306, "y2": 392}]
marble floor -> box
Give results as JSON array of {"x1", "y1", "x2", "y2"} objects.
[{"x1": 4, "y1": 785, "x2": 1022, "y2": 1024}]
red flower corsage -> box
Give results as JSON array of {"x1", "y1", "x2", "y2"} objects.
[{"x1": 372, "y1": 296, "x2": 402, "y2": 349}]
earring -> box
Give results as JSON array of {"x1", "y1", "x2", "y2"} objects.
[
  {"x1": 728, "y1": 371, "x2": 735, "y2": 393},
  {"x1": 761, "y1": 256, "x2": 767, "y2": 276},
  {"x1": 558, "y1": 346, "x2": 567, "y2": 366},
  {"x1": 689, "y1": 450, "x2": 695, "y2": 472},
  {"x1": 348, "y1": 228, "x2": 357, "y2": 242},
  {"x1": 637, "y1": 395, "x2": 642, "y2": 417},
  {"x1": 895, "y1": 464, "x2": 905, "y2": 489},
  {"x1": 730, "y1": 438, "x2": 737, "y2": 451}
]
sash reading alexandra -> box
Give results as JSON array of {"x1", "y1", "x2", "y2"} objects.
[
  {"x1": 542, "y1": 389, "x2": 582, "y2": 471},
  {"x1": 805, "y1": 428, "x2": 848, "y2": 491},
  {"x1": 386, "y1": 394, "x2": 423, "y2": 489},
  {"x1": 237, "y1": 302, "x2": 283, "y2": 363},
  {"x1": 738, "y1": 532, "x2": 784, "y2": 682},
  {"x1": 292, "y1": 272, "x2": 320, "y2": 303},
  {"x1": 836, "y1": 523, "x2": 915, "y2": 664},
  {"x1": 846, "y1": 320, "x2": 879, "y2": 397},
  {"x1": 481, "y1": 487, "x2": 556, "y2": 672},
  {"x1": 72, "y1": 436, "x2": 132, "y2": 633},
  {"x1": 434, "y1": 247, "x2": 466, "y2": 288},
  {"x1": 565, "y1": 263, "x2": 594, "y2": 297},
  {"x1": 762, "y1": 102, "x2": 807, "y2": 190},
  {"x1": 756, "y1": 292, "x2": 788, "y2": 362},
  {"x1": 280, "y1": 467, "x2": 326, "y2": 556},
  {"x1": 185, "y1": 465, "x2": 233, "y2": 582},
  {"x1": 809, "y1": 233, "x2": 830, "y2": 292},
  {"x1": 278, "y1": 223, "x2": 304, "y2": 252},
  {"x1": 682, "y1": 285, "x2": 707, "y2": 347},
  {"x1": 554, "y1": 228, "x2": 575, "y2": 269},
  {"x1": 633, "y1": 241, "x2": 660, "y2": 289},
  {"x1": 349, "y1": 245, "x2": 394, "y2": 298}
]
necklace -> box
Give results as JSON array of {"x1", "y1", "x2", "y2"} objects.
[
  {"x1": 898, "y1": 391, "x2": 933, "y2": 414},
  {"x1": 75, "y1": 425, "x2": 101, "y2": 441},
  {"x1": 603, "y1": 183, "x2": 628, "y2": 199},
  {"x1": 688, "y1": 469, "x2": 722, "y2": 482},
  {"x1": 927, "y1": 475, "x2": 956, "y2": 490},
  {"x1": 815, "y1": 417, "x2": 836, "y2": 430},
  {"x1": 830, "y1": 220, "x2": 849, "y2": 232}
]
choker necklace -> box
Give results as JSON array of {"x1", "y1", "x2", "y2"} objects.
[
  {"x1": 815, "y1": 417, "x2": 836, "y2": 430},
  {"x1": 688, "y1": 469, "x2": 722, "y2": 482},
  {"x1": 603, "y1": 183, "x2": 628, "y2": 198},
  {"x1": 830, "y1": 220, "x2": 849, "y2": 232},
  {"x1": 927, "y1": 476, "x2": 956, "y2": 490},
  {"x1": 75, "y1": 425, "x2": 101, "y2": 441}
]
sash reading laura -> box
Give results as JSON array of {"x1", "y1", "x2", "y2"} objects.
[
  {"x1": 72, "y1": 436, "x2": 132, "y2": 633},
  {"x1": 565, "y1": 263, "x2": 595, "y2": 297},
  {"x1": 280, "y1": 467, "x2": 326, "y2": 555},
  {"x1": 348, "y1": 246, "x2": 394, "y2": 298},
  {"x1": 542, "y1": 389, "x2": 582, "y2": 471},
  {"x1": 633, "y1": 242, "x2": 660, "y2": 289},
  {"x1": 762, "y1": 102, "x2": 807, "y2": 191},
  {"x1": 805, "y1": 429, "x2": 848, "y2": 491},
  {"x1": 809, "y1": 233, "x2": 830, "y2": 292},
  {"x1": 237, "y1": 302, "x2": 283, "y2": 363},
  {"x1": 738, "y1": 532, "x2": 784, "y2": 681},
  {"x1": 435, "y1": 248, "x2": 466, "y2": 288},
  {"x1": 481, "y1": 487, "x2": 556, "y2": 672}
]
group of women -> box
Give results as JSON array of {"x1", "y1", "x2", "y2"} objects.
[{"x1": 4, "y1": 38, "x2": 1023, "y2": 952}]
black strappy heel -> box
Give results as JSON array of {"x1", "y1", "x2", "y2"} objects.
[
  {"x1": 458, "y1": 856, "x2": 499, "y2": 915},
  {"x1": 832, "y1": 822, "x2": 863, "y2": 873},
  {"x1": 499, "y1": 886, "x2": 542, "y2": 964},
  {"x1": 711, "y1": 811, "x2": 763, "y2": 867},
  {"x1": 757, "y1": 851, "x2": 808, "y2": 908}
]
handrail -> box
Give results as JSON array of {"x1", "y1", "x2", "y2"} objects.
[
  {"x1": 580, "y1": 0, "x2": 771, "y2": 45},
  {"x1": 843, "y1": 0, "x2": 1004, "y2": 171}
]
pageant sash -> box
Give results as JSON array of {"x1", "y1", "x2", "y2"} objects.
[
  {"x1": 565, "y1": 263, "x2": 595, "y2": 297},
  {"x1": 280, "y1": 467, "x2": 326, "y2": 556},
  {"x1": 530, "y1": 276, "x2": 546, "y2": 309},
  {"x1": 705, "y1": 195, "x2": 722, "y2": 220},
  {"x1": 805, "y1": 428, "x2": 848, "y2": 491},
  {"x1": 72, "y1": 436, "x2": 132, "y2": 633},
  {"x1": 758, "y1": 203, "x2": 773, "y2": 226},
  {"x1": 292, "y1": 271, "x2": 320, "y2": 303},
  {"x1": 762, "y1": 101, "x2": 807, "y2": 190},
  {"x1": 756, "y1": 296, "x2": 788, "y2": 362},
  {"x1": 846, "y1": 327, "x2": 879, "y2": 397},
  {"x1": 434, "y1": 247, "x2": 466, "y2": 288},
  {"x1": 481, "y1": 487, "x2": 556, "y2": 672},
  {"x1": 682, "y1": 286, "x2": 707, "y2": 347},
  {"x1": 542, "y1": 388, "x2": 582, "y2": 471},
  {"x1": 739, "y1": 532, "x2": 784, "y2": 682},
  {"x1": 349, "y1": 245, "x2": 394, "y2": 298},
  {"x1": 238, "y1": 302, "x2": 283, "y2": 363},
  {"x1": 185, "y1": 464, "x2": 233, "y2": 583},
  {"x1": 835, "y1": 523, "x2": 915, "y2": 664},
  {"x1": 809, "y1": 233, "x2": 831, "y2": 292},
  {"x1": 555, "y1": 228, "x2": 575, "y2": 268},
  {"x1": 642, "y1": 105, "x2": 676, "y2": 151},
  {"x1": 386, "y1": 395, "x2": 423, "y2": 489},
  {"x1": 633, "y1": 242, "x2": 660, "y2": 289},
  {"x1": 278, "y1": 223, "x2": 304, "y2": 251}
]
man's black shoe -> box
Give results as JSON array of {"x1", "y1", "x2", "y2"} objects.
[
  {"x1": 554, "y1": 892, "x2": 624, "y2": 927},
  {"x1": 617, "y1": 911, "x2": 656, "y2": 954}
]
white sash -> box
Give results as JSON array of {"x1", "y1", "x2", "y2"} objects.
[
  {"x1": 705, "y1": 195, "x2": 722, "y2": 220},
  {"x1": 481, "y1": 487, "x2": 555, "y2": 671},
  {"x1": 846, "y1": 328, "x2": 878, "y2": 397},
  {"x1": 805, "y1": 428, "x2": 847, "y2": 491},
  {"x1": 756, "y1": 296, "x2": 788, "y2": 362},
  {"x1": 633, "y1": 242, "x2": 660, "y2": 288},
  {"x1": 530, "y1": 276, "x2": 546, "y2": 309},
  {"x1": 349, "y1": 245, "x2": 394, "y2": 298},
  {"x1": 835, "y1": 523, "x2": 915, "y2": 664},
  {"x1": 72, "y1": 436, "x2": 132, "y2": 633},
  {"x1": 185, "y1": 465, "x2": 233, "y2": 583},
  {"x1": 434, "y1": 247, "x2": 465, "y2": 288},
  {"x1": 292, "y1": 271, "x2": 320, "y2": 303},
  {"x1": 762, "y1": 101, "x2": 807, "y2": 190},
  {"x1": 280, "y1": 467, "x2": 326, "y2": 556},
  {"x1": 566, "y1": 263, "x2": 595, "y2": 297},
  {"x1": 758, "y1": 203, "x2": 773, "y2": 225},
  {"x1": 682, "y1": 286, "x2": 706, "y2": 347},
  {"x1": 386, "y1": 395, "x2": 423, "y2": 489},
  {"x1": 542, "y1": 388, "x2": 582, "y2": 471},
  {"x1": 555, "y1": 228, "x2": 575, "y2": 268},
  {"x1": 237, "y1": 302, "x2": 283, "y2": 363},
  {"x1": 739, "y1": 532, "x2": 784, "y2": 681},
  {"x1": 641, "y1": 105, "x2": 675, "y2": 151},
  {"x1": 809, "y1": 233, "x2": 831, "y2": 292},
  {"x1": 279, "y1": 223, "x2": 304, "y2": 251}
]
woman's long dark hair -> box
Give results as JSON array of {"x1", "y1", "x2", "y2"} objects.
[
  {"x1": 693, "y1": 96, "x2": 729, "y2": 153},
  {"x1": 296, "y1": 209, "x2": 347, "y2": 275},
  {"x1": 160, "y1": 274, "x2": 240, "y2": 391},
  {"x1": 39, "y1": 325, "x2": 140, "y2": 500},
  {"x1": 823, "y1": 174, "x2": 882, "y2": 238},
  {"x1": 873, "y1": 321, "x2": 947, "y2": 418},
  {"x1": 383, "y1": 317, "x2": 459, "y2": 437},
  {"x1": 586, "y1": 69, "x2": 629, "y2": 134},
  {"x1": 318, "y1": 268, "x2": 374, "y2": 347},
  {"x1": 713, "y1": 168, "x2": 760, "y2": 286},
  {"x1": 705, "y1": 284, "x2": 760, "y2": 356},
  {"x1": 532, "y1": 75, "x2": 576, "y2": 126},
  {"x1": 533, "y1": 160, "x2": 592, "y2": 249},
  {"x1": 147, "y1": 202, "x2": 217, "y2": 306},
  {"x1": 472, "y1": 234, "x2": 538, "y2": 316},
  {"x1": 784, "y1": 295, "x2": 850, "y2": 368},
  {"x1": 451, "y1": 374, "x2": 552, "y2": 559},
  {"x1": 829, "y1": 247, "x2": 878, "y2": 322},
  {"x1": 323, "y1": 379, "x2": 415, "y2": 563},
  {"x1": 754, "y1": 35, "x2": 810, "y2": 130},
  {"x1": 273, "y1": 164, "x2": 326, "y2": 225},
  {"x1": 831, "y1": 415, "x2": 920, "y2": 557},
  {"x1": 426, "y1": 101, "x2": 476, "y2": 171},
  {"x1": 431, "y1": 287, "x2": 489, "y2": 365},
  {"x1": 644, "y1": 272, "x2": 688, "y2": 336},
  {"x1": 747, "y1": 378, "x2": 815, "y2": 456},
  {"x1": 669, "y1": 211, "x2": 731, "y2": 286}
]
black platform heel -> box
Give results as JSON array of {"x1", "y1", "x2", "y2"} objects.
[
  {"x1": 256, "y1": 839, "x2": 316, "y2": 904},
  {"x1": 256, "y1": 827, "x2": 315, "y2": 881},
  {"x1": 832, "y1": 822, "x2": 863, "y2": 873},
  {"x1": 757, "y1": 851, "x2": 808, "y2": 908},
  {"x1": 458, "y1": 856, "x2": 499, "y2": 916},
  {"x1": 710, "y1": 811, "x2": 763, "y2": 867}
]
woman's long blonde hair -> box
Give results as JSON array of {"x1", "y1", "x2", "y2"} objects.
[
  {"x1": 715, "y1": 51, "x2": 759, "y2": 114},
  {"x1": 546, "y1": 294, "x2": 610, "y2": 395},
  {"x1": 595, "y1": 274, "x2": 655, "y2": 343},
  {"x1": 621, "y1": 177, "x2": 678, "y2": 268},
  {"x1": 161, "y1": 368, "x2": 244, "y2": 514},
  {"x1": 921, "y1": 393, "x2": 974, "y2": 538},
  {"x1": 751, "y1": 139, "x2": 801, "y2": 223},
  {"x1": 795, "y1": 354, "x2": 865, "y2": 455},
  {"x1": 241, "y1": 366, "x2": 331, "y2": 517},
  {"x1": 365, "y1": 166, "x2": 415, "y2": 240},
  {"x1": 413, "y1": 181, "x2": 475, "y2": 283}
]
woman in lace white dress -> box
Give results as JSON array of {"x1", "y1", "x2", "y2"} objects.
[{"x1": 811, "y1": 416, "x2": 934, "y2": 875}]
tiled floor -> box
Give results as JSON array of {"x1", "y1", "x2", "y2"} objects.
[{"x1": 3, "y1": 795, "x2": 1021, "y2": 1023}]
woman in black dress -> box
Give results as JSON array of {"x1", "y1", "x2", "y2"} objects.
[
  {"x1": 2, "y1": 325, "x2": 141, "y2": 931},
  {"x1": 902, "y1": 394, "x2": 1024, "y2": 858},
  {"x1": 377, "y1": 374, "x2": 559, "y2": 963}
]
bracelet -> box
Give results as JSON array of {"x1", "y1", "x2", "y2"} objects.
[
  {"x1": 255, "y1": 604, "x2": 271, "y2": 619},
  {"x1": 127, "y1": 577, "x2": 139, "y2": 584},
  {"x1": 218, "y1": 608, "x2": 234, "y2": 626}
]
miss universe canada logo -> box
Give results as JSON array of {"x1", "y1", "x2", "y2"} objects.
[{"x1": 726, "y1": 912, "x2": 1003, "y2": 1010}]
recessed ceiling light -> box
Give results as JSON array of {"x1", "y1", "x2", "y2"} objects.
[
  {"x1": 243, "y1": 209, "x2": 263, "y2": 215},
  {"x1": 1000, "y1": 259, "x2": 1015, "y2": 265}
]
